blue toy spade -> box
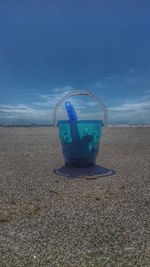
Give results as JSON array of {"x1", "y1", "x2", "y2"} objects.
[{"x1": 65, "y1": 101, "x2": 80, "y2": 143}]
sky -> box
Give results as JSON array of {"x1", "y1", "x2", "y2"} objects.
[{"x1": 0, "y1": 0, "x2": 150, "y2": 125}]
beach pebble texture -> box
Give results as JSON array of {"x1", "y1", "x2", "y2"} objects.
[{"x1": 0, "y1": 126, "x2": 150, "y2": 267}]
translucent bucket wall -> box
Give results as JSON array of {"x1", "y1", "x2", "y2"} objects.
[{"x1": 58, "y1": 120, "x2": 103, "y2": 167}]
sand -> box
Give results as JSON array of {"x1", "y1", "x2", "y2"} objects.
[{"x1": 0, "y1": 126, "x2": 150, "y2": 267}]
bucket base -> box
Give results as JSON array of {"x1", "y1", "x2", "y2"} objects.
[
  {"x1": 65, "y1": 159, "x2": 96, "y2": 168},
  {"x1": 54, "y1": 165, "x2": 114, "y2": 178}
]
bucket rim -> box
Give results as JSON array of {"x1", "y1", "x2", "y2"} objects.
[{"x1": 57, "y1": 119, "x2": 104, "y2": 125}]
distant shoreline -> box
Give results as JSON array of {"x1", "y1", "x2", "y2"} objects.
[
  {"x1": 0, "y1": 124, "x2": 150, "y2": 128},
  {"x1": 0, "y1": 124, "x2": 53, "y2": 127}
]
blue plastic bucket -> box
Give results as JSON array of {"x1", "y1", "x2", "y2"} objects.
[
  {"x1": 53, "y1": 90, "x2": 107, "y2": 167},
  {"x1": 57, "y1": 120, "x2": 103, "y2": 167}
]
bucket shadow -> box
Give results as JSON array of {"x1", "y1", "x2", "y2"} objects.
[{"x1": 54, "y1": 164, "x2": 115, "y2": 179}]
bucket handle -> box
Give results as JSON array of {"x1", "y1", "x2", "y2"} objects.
[{"x1": 53, "y1": 90, "x2": 108, "y2": 127}]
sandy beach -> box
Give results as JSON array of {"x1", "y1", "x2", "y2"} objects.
[{"x1": 0, "y1": 126, "x2": 150, "y2": 267}]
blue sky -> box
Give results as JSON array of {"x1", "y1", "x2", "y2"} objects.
[{"x1": 0, "y1": 0, "x2": 150, "y2": 125}]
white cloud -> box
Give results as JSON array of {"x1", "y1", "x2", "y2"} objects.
[
  {"x1": 33, "y1": 87, "x2": 91, "y2": 116},
  {"x1": 109, "y1": 101, "x2": 150, "y2": 112},
  {"x1": 95, "y1": 82, "x2": 104, "y2": 88},
  {"x1": 35, "y1": 86, "x2": 74, "y2": 108},
  {"x1": 86, "y1": 101, "x2": 97, "y2": 107},
  {"x1": 0, "y1": 86, "x2": 87, "y2": 124},
  {"x1": 1, "y1": 82, "x2": 150, "y2": 125},
  {"x1": 0, "y1": 104, "x2": 51, "y2": 119},
  {"x1": 91, "y1": 69, "x2": 136, "y2": 93},
  {"x1": 0, "y1": 104, "x2": 34, "y2": 113},
  {"x1": 104, "y1": 76, "x2": 116, "y2": 80},
  {"x1": 32, "y1": 102, "x2": 50, "y2": 107},
  {"x1": 51, "y1": 86, "x2": 73, "y2": 93},
  {"x1": 108, "y1": 98, "x2": 150, "y2": 124}
]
